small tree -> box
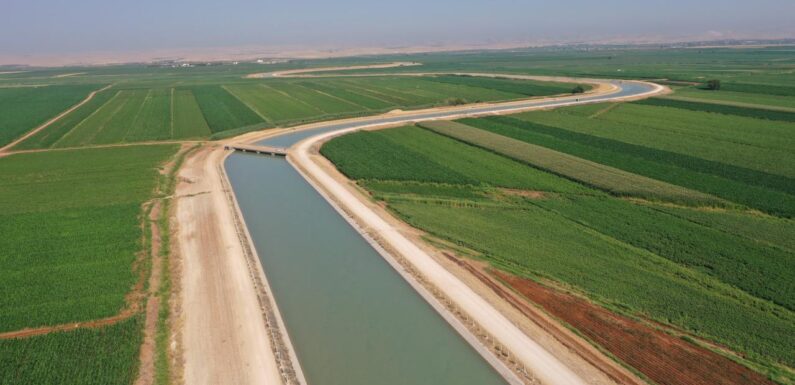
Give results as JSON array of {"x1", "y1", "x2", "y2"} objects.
[
  {"x1": 705, "y1": 79, "x2": 721, "y2": 91},
  {"x1": 572, "y1": 85, "x2": 586, "y2": 94},
  {"x1": 445, "y1": 97, "x2": 467, "y2": 106}
]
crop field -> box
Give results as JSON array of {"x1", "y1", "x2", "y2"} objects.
[
  {"x1": 3, "y1": 45, "x2": 794, "y2": 384},
  {"x1": 11, "y1": 76, "x2": 580, "y2": 149},
  {"x1": 0, "y1": 84, "x2": 98, "y2": 147},
  {"x1": 322, "y1": 120, "x2": 795, "y2": 381},
  {"x1": 419, "y1": 120, "x2": 720, "y2": 206},
  {"x1": 636, "y1": 97, "x2": 795, "y2": 122},
  {"x1": 0, "y1": 317, "x2": 143, "y2": 385},
  {"x1": 321, "y1": 126, "x2": 589, "y2": 193},
  {"x1": 665, "y1": 87, "x2": 795, "y2": 110},
  {"x1": 0, "y1": 144, "x2": 177, "y2": 384},
  {"x1": 0, "y1": 145, "x2": 177, "y2": 331},
  {"x1": 461, "y1": 105, "x2": 795, "y2": 216}
]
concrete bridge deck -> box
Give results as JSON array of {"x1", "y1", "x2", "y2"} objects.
[{"x1": 225, "y1": 144, "x2": 288, "y2": 156}]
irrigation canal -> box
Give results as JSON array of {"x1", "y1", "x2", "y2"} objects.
[{"x1": 224, "y1": 80, "x2": 659, "y2": 385}]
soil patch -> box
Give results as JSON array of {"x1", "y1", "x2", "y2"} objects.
[{"x1": 493, "y1": 271, "x2": 776, "y2": 385}]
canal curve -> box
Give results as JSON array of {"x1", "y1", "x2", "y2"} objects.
[{"x1": 225, "y1": 79, "x2": 662, "y2": 385}]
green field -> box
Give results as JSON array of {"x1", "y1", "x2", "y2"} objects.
[
  {"x1": 322, "y1": 122, "x2": 795, "y2": 375},
  {"x1": 12, "y1": 75, "x2": 583, "y2": 149},
  {"x1": 462, "y1": 104, "x2": 794, "y2": 217},
  {"x1": 0, "y1": 145, "x2": 177, "y2": 331},
  {"x1": 419, "y1": 120, "x2": 721, "y2": 206},
  {"x1": 3, "y1": 45, "x2": 795, "y2": 384},
  {"x1": 0, "y1": 84, "x2": 98, "y2": 147},
  {"x1": 0, "y1": 317, "x2": 143, "y2": 385}
]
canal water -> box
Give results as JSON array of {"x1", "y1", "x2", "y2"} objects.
[{"x1": 225, "y1": 153, "x2": 508, "y2": 385}]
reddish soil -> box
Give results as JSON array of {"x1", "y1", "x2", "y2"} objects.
[{"x1": 493, "y1": 270, "x2": 776, "y2": 385}]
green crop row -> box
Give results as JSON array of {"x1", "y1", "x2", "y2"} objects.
[
  {"x1": 636, "y1": 97, "x2": 795, "y2": 122},
  {"x1": 322, "y1": 126, "x2": 589, "y2": 193},
  {"x1": 531, "y1": 195, "x2": 795, "y2": 310},
  {"x1": 489, "y1": 107, "x2": 795, "y2": 216},
  {"x1": 182, "y1": 85, "x2": 264, "y2": 133},
  {"x1": 517, "y1": 103, "x2": 794, "y2": 178},
  {"x1": 420, "y1": 120, "x2": 718, "y2": 205},
  {"x1": 721, "y1": 82, "x2": 795, "y2": 97}
]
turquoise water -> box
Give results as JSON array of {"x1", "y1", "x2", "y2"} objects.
[{"x1": 226, "y1": 153, "x2": 508, "y2": 385}]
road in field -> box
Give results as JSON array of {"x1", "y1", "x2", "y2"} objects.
[{"x1": 220, "y1": 78, "x2": 663, "y2": 385}]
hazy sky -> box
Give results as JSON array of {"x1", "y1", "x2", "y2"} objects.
[{"x1": 2, "y1": 0, "x2": 794, "y2": 56}]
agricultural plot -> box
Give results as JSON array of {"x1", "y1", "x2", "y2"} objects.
[
  {"x1": 637, "y1": 97, "x2": 795, "y2": 122},
  {"x1": 0, "y1": 145, "x2": 177, "y2": 331},
  {"x1": 321, "y1": 126, "x2": 589, "y2": 193},
  {"x1": 420, "y1": 120, "x2": 720, "y2": 206},
  {"x1": 12, "y1": 88, "x2": 116, "y2": 150},
  {"x1": 17, "y1": 88, "x2": 218, "y2": 148},
  {"x1": 388, "y1": 199, "x2": 794, "y2": 368},
  {"x1": 189, "y1": 85, "x2": 264, "y2": 132},
  {"x1": 668, "y1": 87, "x2": 795, "y2": 110},
  {"x1": 471, "y1": 106, "x2": 795, "y2": 216},
  {"x1": 9, "y1": 76, "x2": 583, "y2": 148},
  {"x1": 322, "y1": 122, "x2": 795, "y2": 377},
  {"x1": 0, "y1": 317, "x2": 142, "y2": 385},
  {"x1": 172, "y1": 89, "x2": 212, "y2": 138},
  {"x1": 513, "y1": 103, "x2": 795, "y2": 177},
  {"x1": 0, "y1": 84, "x2": 98, "y2": 147}
]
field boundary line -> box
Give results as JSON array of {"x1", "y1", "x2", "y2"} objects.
[
  {"x1": 1, "y1": 84, "x2": 113, "y2": 152},
  {"x1": 335, "y1": 78, "x2": 413, "y2": 104},
  {"x1": 294, "y1": 82, "x2": 369, "y2": 111},
  {"x1": 123, "y1": 89, "x2": 154, "y2": 142},
  {"x1": 1, "y1": 140, "x2": 200, "y2": 157},
  {"x1": 663, "y1": 95, "x2": 795, "y2": 113},
  {"x1": 588, "y1": 103, "x2": 620, "y2": 118},
  {"x1": 170, "y1": 87, "x2": 175, "y2": 139},
  {"x1": 259, "y1": 83, "x2": 328, "y2": 115},
  {"x1": 221, "y1": 85, "x2": 275, "y2": 125},
  {"x1": 52, "y1": 89, "x2": 121, "y2": 147}
]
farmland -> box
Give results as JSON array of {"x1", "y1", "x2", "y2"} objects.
[
  {"x1": 456, "y1": 105, "x2": 794, "y2": 216},
  {"x1": 322, "y1": 117, "x2": 795, "y2": 383},
  {"x1": 0, "y1": 145, "x2": 177, "y2": 384},
  {"x1": 2, "y1": 45, "x2": 794, "y2": 385},
  {"x1": 11, "y1": 75, "x2": 581, "y2": 149},
  {"x1": 0, "y1": 317, "x2": 143, "y2": 385},
  {"x1": 0, "y1": 84, "x2": 99, "y2": 147}
]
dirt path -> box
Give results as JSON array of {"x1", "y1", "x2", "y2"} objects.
[
  {"x1": 0, "y1": 84, "x2": 113, "y2": 153},
  {"x1": 174, "y1": 145, "x2": 284, "y2": 385},
  {"x1": 245, "y1": 61, "x2": 421, "y2": 78},
  {"x1": 135, "y1": 199, "x2": 164, "y2": 385}
]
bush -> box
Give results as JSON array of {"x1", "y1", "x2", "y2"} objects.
[
  {"x1": 705, "y1": 79, "x2": 721, "y2": 90},
  {"x1": 571, "y1": 85, "x2": 586, "y2": 94},
  {"x1": 445, "y1": 97, "x2": 468, "y2": 106}
]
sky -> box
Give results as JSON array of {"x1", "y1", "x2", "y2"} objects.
[{"x1": 2, "y1": 0, "x2": 794, "y2": 59}]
